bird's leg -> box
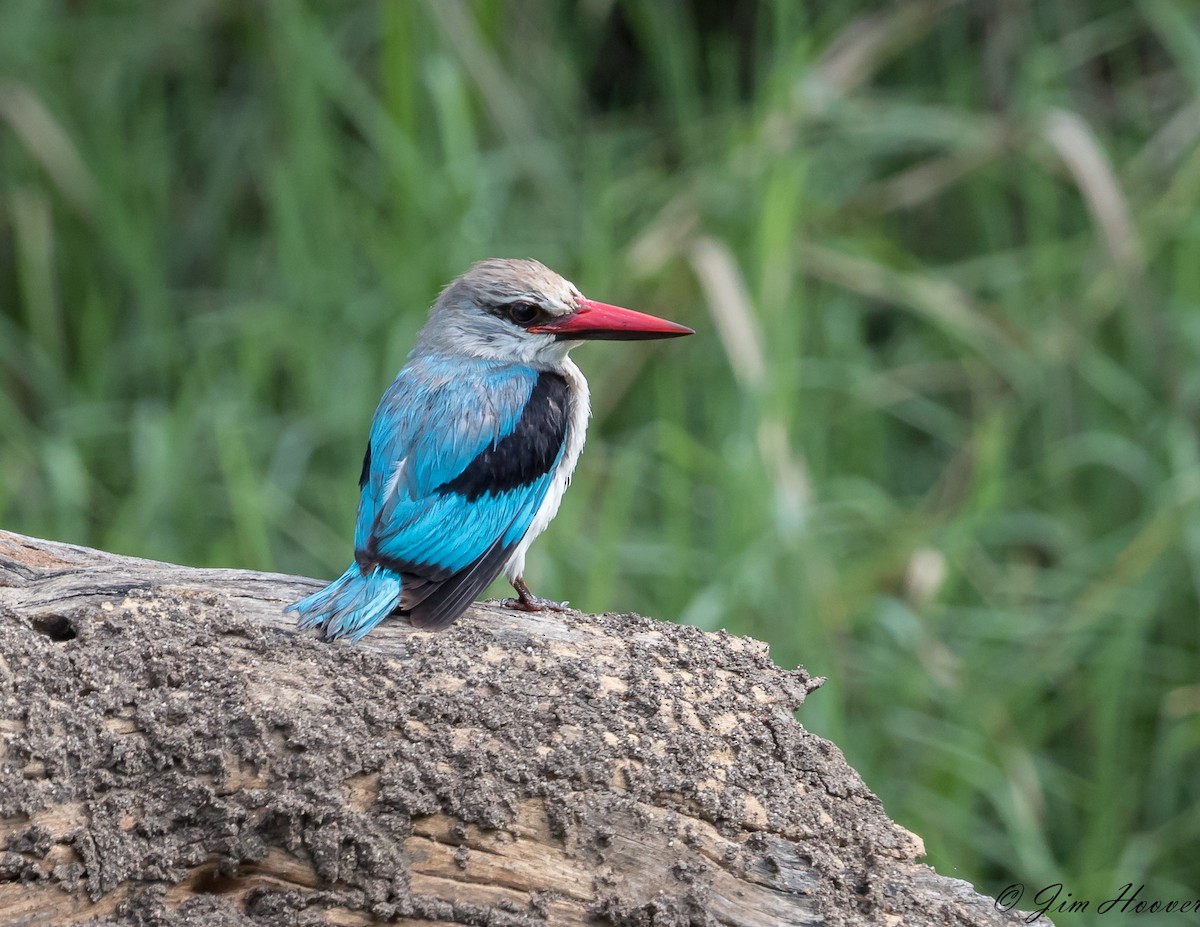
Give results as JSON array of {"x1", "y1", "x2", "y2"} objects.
[{"x1": 503, "y1": 576, "x2": 568, "y2": 613}]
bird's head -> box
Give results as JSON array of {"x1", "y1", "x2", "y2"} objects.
[{"x1": 416, "y1": 258, "x2": 693, "y2": 366}]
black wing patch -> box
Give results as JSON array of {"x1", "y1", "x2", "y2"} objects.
[{"x1": 437, "y1": 371, "x2": 568, "y2": 501}]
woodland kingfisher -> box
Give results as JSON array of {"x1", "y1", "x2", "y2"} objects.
[{"x1": 286, "y1": 258, "x2": 693, "y2": 641}]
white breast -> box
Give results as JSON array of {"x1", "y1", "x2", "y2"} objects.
[{"x1": 503, "y1": 357, "x2": 590, "y2": 583}]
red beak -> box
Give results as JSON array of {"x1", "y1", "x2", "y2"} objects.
[{"x1": 528, "y1": 298, "x2": 694, "y2": 341}]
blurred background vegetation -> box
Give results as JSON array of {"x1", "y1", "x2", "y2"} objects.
[{"x1": 2, "y1": 0, "x2": 1198, "y2": 920}]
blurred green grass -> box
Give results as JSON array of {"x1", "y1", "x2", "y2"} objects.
[{"x1": 2, "y1": 1, "x2": 1198, "y2": 920}]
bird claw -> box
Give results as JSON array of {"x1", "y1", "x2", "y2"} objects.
[
  {"x1": 504, "y1": 577, "x2": 569, "y2": 613},
  {"x1": 502, "y1": 594, "x2": 569, "y2": 613}
]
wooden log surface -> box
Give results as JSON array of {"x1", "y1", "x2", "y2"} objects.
[{"x1": 0, "y1": 530, "x2": 1036, "y2": 926}]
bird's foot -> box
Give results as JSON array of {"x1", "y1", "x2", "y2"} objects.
[
  {"x1": 503, "y1": 594, "x2": 569, "y2": 613},
  {"x1": 503, "y1": 577, "x2": 569, "y2": 613}
]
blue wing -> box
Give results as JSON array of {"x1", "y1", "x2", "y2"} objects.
[{"x1": 353, "y1": 355, "x2": 568, "y2": 630}]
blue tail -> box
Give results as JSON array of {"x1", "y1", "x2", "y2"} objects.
[{"x1": 285, "y1": 564, "x2": 404, "y2": 642}]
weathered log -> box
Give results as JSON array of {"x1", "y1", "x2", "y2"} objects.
[{"x1": 0, "y1": 530, "x2": 1033, "y2": 926}]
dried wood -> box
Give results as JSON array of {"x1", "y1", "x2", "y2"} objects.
[{"x1": 0, "y1": 530, "x2": 1035, "y2": 926}]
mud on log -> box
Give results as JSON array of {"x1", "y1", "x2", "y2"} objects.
[{"x1": 0, "y1": 530, "x2": 1032, "y2": 927}]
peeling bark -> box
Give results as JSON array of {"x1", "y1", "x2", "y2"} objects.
[{"x1": 0, "y1": 530, "x2": 1037, "y2": 926}]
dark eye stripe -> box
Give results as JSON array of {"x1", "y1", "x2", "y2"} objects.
[{"x1": 506, "y1": 300, "x2": 540, "y2": 325}]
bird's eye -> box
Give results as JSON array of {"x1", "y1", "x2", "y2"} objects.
[{"x1": 507, "y1": 301, "x2": 540, "y2": 325}]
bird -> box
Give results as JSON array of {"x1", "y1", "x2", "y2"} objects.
[{"x1": 285, "y1": 258, "x2": 693, "y2": 641}]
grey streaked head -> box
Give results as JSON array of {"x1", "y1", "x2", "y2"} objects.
[
  {"x1": 412, "y1": 258, "x2": 693, "y2": 366},
  {"x1": 414, "y1": 259, "x2": 584, "y2": 366}
]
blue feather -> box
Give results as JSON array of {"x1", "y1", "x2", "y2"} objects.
[
  {"x1": 288, "y1": 564, "x2": 404, "y2": 641},
  {"x1": 355, "y1": 357, "x2": 537, "y2": 550},
  {"x1": 286, "y1": 357, "x2": 566, "y2": 638}
]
